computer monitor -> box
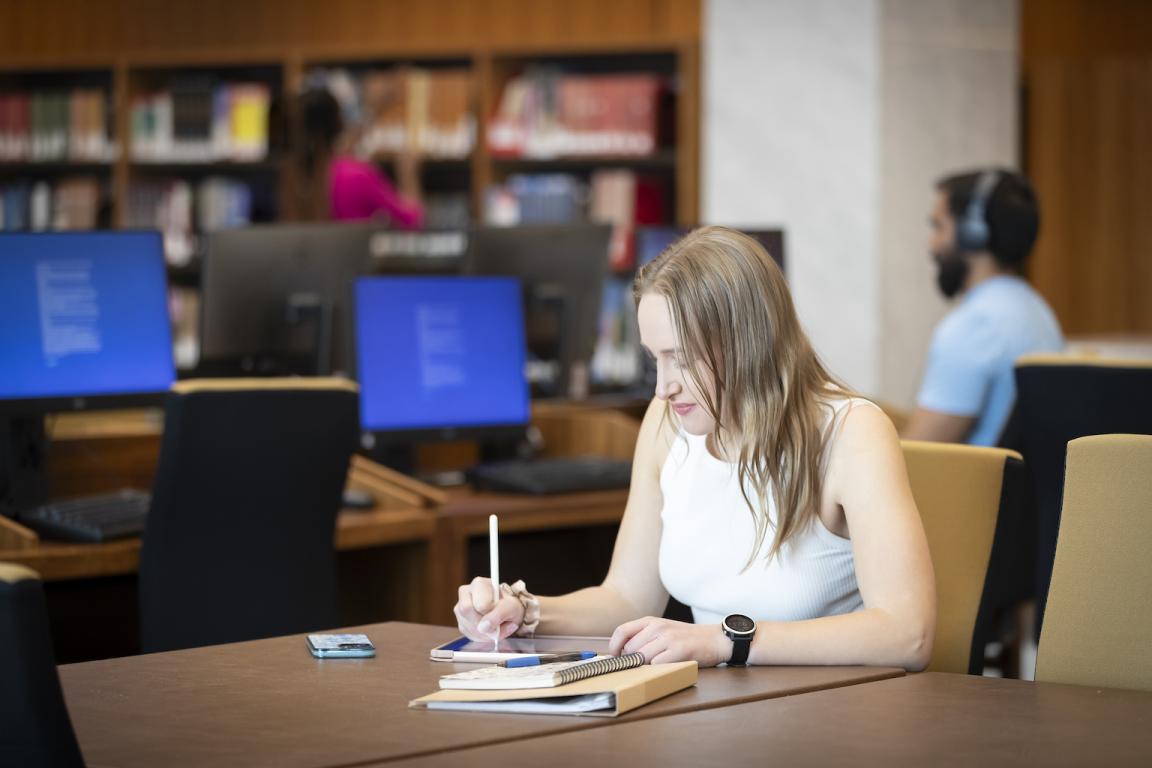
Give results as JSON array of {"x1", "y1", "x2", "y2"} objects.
[
  {"x1": 0, "y1": 231, "x2": 175, "y2": 514},
  {"x1": 635, "y1": 226, "x2": 786, "y2": 273},
  {"x1": 200, "y1": 223, "x2": 466, "y2": 378},
  {"x1": 200, "y1": 222, "x2": 377, "y2": 377},
  {"x1": 353, "y1": 275, "x2": 530, "y2": 447},
  {"x1": 463, "y1": 223, "x2": 612, "y2": 399}
]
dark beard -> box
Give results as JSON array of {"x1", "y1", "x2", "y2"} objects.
[{"x1": 935, "y1": 251, "x2": 970, "y2": 299}]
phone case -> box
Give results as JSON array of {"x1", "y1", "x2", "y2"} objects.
[{"x1": 308, "y1": 633, "x2": 376, "y2": 658}]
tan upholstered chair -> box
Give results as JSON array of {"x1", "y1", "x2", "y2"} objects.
[
  {"x1": 1036, "y1": 434, "x2": 1152, "y2": 691},
  {"x1": 901, "y1": 441, "x2": 1025, "y2": 674}
]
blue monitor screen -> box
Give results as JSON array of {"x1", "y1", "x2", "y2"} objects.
[
  {"x1": 355, "y1": 276, "x2": 530, "y2": 433},
  {"x1": 636, "y1": 227, "x2": 689, "y2": 268},
  {"x1": 0, "y1": 232, "x2": 175, "y2": 403}
]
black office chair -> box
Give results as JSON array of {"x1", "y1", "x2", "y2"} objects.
[
  {"x1": 139, "y1": 378, "x2": 360, "y2": 653},
  {"x1": 1000, "y1": 355, "x2": 1152, "y2": 639},
  {"x1": 0, "y1": 563, "x2": 86, "y2": 768}
]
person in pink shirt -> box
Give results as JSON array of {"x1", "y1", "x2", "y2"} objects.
[{"x1": 300, "y1": 87, "x2": 424, "y2": 229}]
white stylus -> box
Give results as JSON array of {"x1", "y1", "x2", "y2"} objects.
[{"x1": 489, "y1": 514, "x2": 500, "y2": 651}]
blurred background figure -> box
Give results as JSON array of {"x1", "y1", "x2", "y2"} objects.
[
  {"x1": 902, "y1": 170, "x2": 1063, "y2": 446},
  {"x1": 299, "y1": 76, "x2": 424, "y2": 228}
]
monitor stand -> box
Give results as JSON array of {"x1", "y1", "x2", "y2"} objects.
[
  {"x1": 213, "y1": 295, "x2": 333, "y2": 379},
  {"x1": 0, "y1": 415, "x2": 48, "y2": 518},
  {"x1": 283, "y1": 293, "x2": 332, "y2": 376}
]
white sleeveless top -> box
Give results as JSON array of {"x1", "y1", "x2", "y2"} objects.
[{"x1": 658, "y1": 397, "x2": 874, "y2": 625}]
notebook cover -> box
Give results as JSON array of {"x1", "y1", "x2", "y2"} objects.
[{"x1": 409, "y1": 661, "x2": 697, "y2": 717}]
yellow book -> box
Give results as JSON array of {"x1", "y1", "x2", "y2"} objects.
[
  {"x1": 228, "y1": 84, "x2": 269, "y2": 162},
  {"x1": 409, "y1": 660, "x2": 697, "y2": 717}
]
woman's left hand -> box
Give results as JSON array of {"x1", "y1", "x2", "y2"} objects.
[{"x1": 608, "y1": 617, "x2": 733, "y2": 667}]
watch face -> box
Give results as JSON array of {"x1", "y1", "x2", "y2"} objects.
[{"x1": 725, "y1": 614, "x2": 755, "y2": 634}]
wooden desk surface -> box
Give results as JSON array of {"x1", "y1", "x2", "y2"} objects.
[
  {"x1": 388, "y1": 672, "x2": 1152, "y2": 768},
  {"x1": 59, "y1": 622, "x2": 902, "y2": 768}
]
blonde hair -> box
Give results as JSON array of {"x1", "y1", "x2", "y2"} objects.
[{"x1": 634, "y1": 226, "x2": 852, "y2": 568}]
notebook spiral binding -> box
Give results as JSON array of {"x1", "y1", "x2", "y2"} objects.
[{"x1": 554, "y1": 652, "x2": 646, "y2": 685}]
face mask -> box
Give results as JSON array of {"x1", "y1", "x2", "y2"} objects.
[{"x1": 935, "y1": 250, "x2": 969, "y2": 299}]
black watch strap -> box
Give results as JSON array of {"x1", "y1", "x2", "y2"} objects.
[{"x1": 728, "y1": 635, "x2": 751, "y2": 667}]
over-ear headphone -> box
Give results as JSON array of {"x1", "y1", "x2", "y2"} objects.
[{"x1": 955, "y1": 170, "x2": 1001, "y2": 252}]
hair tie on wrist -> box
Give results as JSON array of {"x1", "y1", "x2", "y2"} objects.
[{"x1": 500, "y1": 579, "x2": 540, "y2": 637}]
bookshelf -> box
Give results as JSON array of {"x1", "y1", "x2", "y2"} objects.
[
  {"x1": 0, "y1": 66, "x2": 117, "y2": 231},
  {"x1": 0, "y1": 0, "x2": 701, "y2": 367}
]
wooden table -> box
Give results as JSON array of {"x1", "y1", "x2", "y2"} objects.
[
  {"x1": 59, "y1": 622, "x2": 903, "y2": 768},
  {"x1": 387, "y1": 672, "x2": 1152, "y2": 767}
]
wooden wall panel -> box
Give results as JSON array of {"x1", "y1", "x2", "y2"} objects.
[
  {"x1": 1022, "y1": 0, "x2": 1152, "y2": 59},
  {"x1": 0, "y1": 0, "x2": 699, "y2": 63},
  {"x1": 1023, "y1": 0, "x2": 1152, "y2": 335}
]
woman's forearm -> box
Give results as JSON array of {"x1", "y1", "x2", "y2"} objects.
[
  {"x1": 745, "y1": 607, "x2": 933, "y2": 671},
  {"x1": 537, "y1": 585, "x2": 660, "y2": 637}
]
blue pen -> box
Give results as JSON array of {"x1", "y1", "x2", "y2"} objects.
[{"x1": 502, "y1": 651, "x2": 596, "y2": 668}]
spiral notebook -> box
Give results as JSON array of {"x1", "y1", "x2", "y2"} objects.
[{"x1": 439, "y1": 653, "x2": 645, "y2": 690}]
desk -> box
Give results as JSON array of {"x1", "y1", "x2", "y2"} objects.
[
  {"x1": 59, "y1": 621, "x2": 903, "y2": 768},
  {"x1": 390, "y1": 672, "x2": 1152, "y2": 767}
]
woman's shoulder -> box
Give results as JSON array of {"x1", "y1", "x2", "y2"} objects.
[
  {"x1": 821, "y1": 391, "x2": 881, "y2": 416},
  {"x1": 822, "y1": 393, "x2": 900, "y2": 482},
  {"x1": 820, "y1": 392, "x2": 896, "y2": 463}
]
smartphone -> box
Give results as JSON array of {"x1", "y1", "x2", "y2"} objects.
[
  {"x1": 307, "y1": 633, "x2": 377, "y2": 659},
  {"x1": 430, "y1": 635, "x2": 611, "y2": 663}
]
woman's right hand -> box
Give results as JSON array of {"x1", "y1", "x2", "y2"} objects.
[{"x1": 454, "y1": 577, "x2": 526, "y2": 642}]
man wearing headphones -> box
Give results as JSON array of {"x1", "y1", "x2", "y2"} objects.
[{"x1": 902, "y1": 169, "x2": 1064, "y2": 446}]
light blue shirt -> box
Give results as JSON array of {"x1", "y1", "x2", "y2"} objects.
[{"x1": 917, "y1": 276, "x2": 1064, "y2": 446}]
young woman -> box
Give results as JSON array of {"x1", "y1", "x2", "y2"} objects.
[
  {"x1": 299, "y1": 86, "x2": 424, "y2": 229},
  {"x1": 455, "y1": 227, "x2": 935, "y2": 670}
]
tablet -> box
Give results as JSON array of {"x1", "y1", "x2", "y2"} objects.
[{"x1": 430, "y1": 635, "x2": 612, "y2": 663}]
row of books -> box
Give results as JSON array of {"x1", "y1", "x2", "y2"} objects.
[
  {"x1": 313, "y1": 67, "x2": 476, "y2": 159},
  {"x1": 131, "y1": 82, "x2": 271, "y2": 163},
  {"x1": 0, "y1": 90, "x2": 116, "y2": 162},
  {"x1": 488, "y1": 71, "x2": 666, "y2": 159},
  {"x1": 483, "y1": 169, "x2": 667, "y2": 271},
  {"x1": 125, "y1": 177, "x2": 254, "y2": 265},
  {"x1": 0, "y1": 178, "x2": 102, "y2": 231},
  {"x1": 484, "y1": 174, "x2": 587, "y2": 226}
]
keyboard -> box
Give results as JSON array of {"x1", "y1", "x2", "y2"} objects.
[
  {"x1": 16, "y1": 489, "x2": 151, "y2": 543},
  {"x1": 467, "y1": 456, "x2": 633, "y2": 495}
]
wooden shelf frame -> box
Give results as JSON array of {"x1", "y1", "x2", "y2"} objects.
[{"x1": 0, "y1": 0, "x2": 700, "y2": 229}]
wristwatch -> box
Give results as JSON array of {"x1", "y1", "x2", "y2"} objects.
[{"x1": 721, "y1": 613, "x2": 756, "y2": 667}]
